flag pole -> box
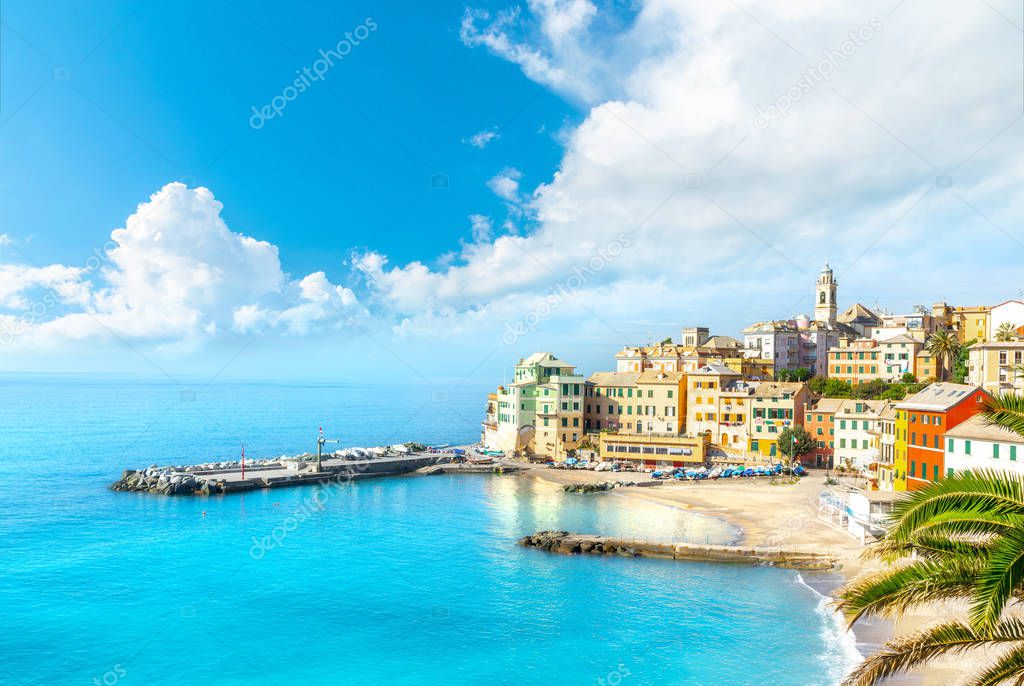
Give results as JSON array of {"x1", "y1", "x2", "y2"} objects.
[{"x1": 241, "y1": 442, "x2": 245, "y2": 480}]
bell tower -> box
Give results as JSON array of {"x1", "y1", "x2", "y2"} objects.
[{"x1": 815, "y1": 262, "x2": 837, "y2": 326}]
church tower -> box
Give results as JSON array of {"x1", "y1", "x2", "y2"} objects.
[{"x1": 815, "y1": 262, "x2": 837, "y2": 326}]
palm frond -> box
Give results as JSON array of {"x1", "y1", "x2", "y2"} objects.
[
  {"x1": 843, "y1": 619, "x2": 1024, "y2": 686},
  {"x1": 972, "y1": 524, "x2": 1024, "y2": 630},
  {"x1": 982, "y1": 394, "x2": 1024, "y2": 439},
  {"x1": 837, "y1": 558, "x2": 982, "y2": 624},
  {"x1": 967, "y1": 645, "x2": 1024, "y2": 686},
  {"x1": 887, "y1": 471, "x2": 1024, "y2": 543}
]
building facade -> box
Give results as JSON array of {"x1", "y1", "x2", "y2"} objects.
[
  {"x1": 747, "y1": 382, "x2": 810, "y2": 458},
  {"x1": 804, "y1": 398, "x2": 842, "y2": 468},
  {"x1": 944, "y1": 415, "x2": 1024, "y2": 478},
  {"x1": 483, "y1": 352, "x2": 584, "y2": 459},
  {"x1": 896, "y1": 383, "x2": 989, "y2": 491},
  {"x1": 968, "y1": 341, "x2": 1024, "y2": 394}
]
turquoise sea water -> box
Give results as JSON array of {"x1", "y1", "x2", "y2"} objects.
[{"x1": 0, "y1": 375, "x2": 858, "y2": 685}]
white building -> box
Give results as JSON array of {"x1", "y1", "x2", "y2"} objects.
[
  {"x1": 989, "y1": 300, "x2": 1024, "y2": 339},
  {"x1": 944, "y1": 414, "x2": 1024, "y2": 478},
  {"x1": 833, "y1": 399, "x2": 890, "y2": 471},
  {"x1": 743, "y1": 263, "x2": 856, "y2": 375}
]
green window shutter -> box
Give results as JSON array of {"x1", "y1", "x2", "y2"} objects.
[
  {"x1": 966, "y1": 440, "x2": 972, "y2": 455},
  {"x1": 994, "y1": 444, "x2": 1000, "y2": 459},
  {"x1": 1012, "y1": 445, "x2": 1018, "y2": 461},
  {"x1": 948, "y1": 438, "x2": 953, "y2": 452}
]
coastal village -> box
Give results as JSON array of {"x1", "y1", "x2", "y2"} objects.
[{"x1": 481, "y1": 263, "x2": 1024, "y2": 530}]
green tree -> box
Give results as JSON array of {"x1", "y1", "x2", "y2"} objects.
[
  {"x1": 822, "y1": 378, "x2": 853, "y2": 398},
  {"x1": 777, "y1": 426, "x2": 815, "y2": 461},
  {"x1": 791, "y1": 367, "x2": 812, "y2": 382},
  {"x1": 952, "y1": 339, "x2": 975, "y2": 383},
  {"x1": 879, "y1": 385, "x2": 907, "y2": 401},
  {"x1": 926, "y1": 329, "x2": 961, "y2": 381},
  {"x1": 900, "y1": 372, "x2": 917, "y2": 384},
  {"x1": 660, "y1": 336, "x2": 673, "y2": 345},
  {"x1": 776, "y1": 369, "x2": 791, "y2": 382}
]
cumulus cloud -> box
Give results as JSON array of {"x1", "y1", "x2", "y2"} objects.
[
  {"x1": 362, "y1": 0, "x2": 1024, "y2": 346},
  {"x1": 0, "y1": 183, "x2": 363, "y2": 348},
  {"x1": 464, "y1": 128, "x2": 501, "y2": 148},
  {"x1": 487, "y1": 167, "x2": 524, "y2": 203}
]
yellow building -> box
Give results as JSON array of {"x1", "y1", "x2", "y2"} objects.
[
  {"x1": 968, "y1": 341, "x2": 1024, "y2": 394},
  {"x1": 584, "y1": 372, "x2": 640, "y2": 433},
  {"x1": 686, "y1": 363, "x2": 743, "y2": 442},
  {"x1": 722, "y1": 356, "x2": 775, "y2": 380},
  {"x1": 634, "y1": 370, "x2": 686, "y2": 435},
  {"x1": 598, "y1": 431, "x2": 708, "y2": 468},
  {"x1": 954, "y1": 306, "x2": 990, "y2": 344},
  {"x1": 914, "y1": 350, "x2": 939, "y2": 382},
  {"x1": 892, "y1": 408, "x2": 909, "y2": 491}
]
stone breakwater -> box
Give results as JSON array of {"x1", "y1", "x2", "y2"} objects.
[
  {"x1": 518, "y1": 530, "x2": 837, "y2": 571},
  {"x1": 561, "y1": 480, "x2": 656, "y2": 493},
  {"x1": 110, "y1": 454, "x2": 437, "y2": 496}
]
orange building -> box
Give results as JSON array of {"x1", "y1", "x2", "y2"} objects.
[
  {"x1": 803, "y1": 398, "x2": 843, "y2": 468},
  {"x1": 896, "y1": 383, "x2": 989, "y2": 490}
]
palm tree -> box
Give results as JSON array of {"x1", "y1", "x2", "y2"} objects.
[
  {"x1": 926, "y1": 330, "x2": 961, "y2": 381},
  {"x1": 838, "y1": 470, "x2": 1024, "y2": 685},
  {"x1": 995, "y1": 322, "x2": 1018, "y2": 342}
]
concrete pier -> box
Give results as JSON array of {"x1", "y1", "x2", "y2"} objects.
[
  {"x1": 112, "y1": 454, "x2": 438, "y2": 496},
  {"x1": 519, "y1": 530, "x2": 837, "y2": 570}
]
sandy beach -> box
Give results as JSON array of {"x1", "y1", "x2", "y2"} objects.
[{"x1": 519, "y1": 463, "x2": 982, "y2": 686}]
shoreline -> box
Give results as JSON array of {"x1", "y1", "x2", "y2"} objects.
[{"x1": 517, "y1": 463, "x2": 963, "y2": 685}]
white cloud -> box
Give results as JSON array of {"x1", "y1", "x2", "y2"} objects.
[
  {"x1": 364, "y1": 0, "x2": 1024, "y2": 347},
  {"x1": 1, "y1": 183, "x2": 363, "y2": 349},
  {"x1": 464, "y1": 128, "x2": 501, "y2": 148},
  {"x1": 487, "y1": 167, "x2": 524, "y2": 203}
]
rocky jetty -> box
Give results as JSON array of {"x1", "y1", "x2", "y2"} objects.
[
  {"x1": 518, "y1": 530, "x2": 837, "y2": 570},
  {"x1": 111, "y1": 467, "x2": 221, "y2": 495},
  {"x1": 561, "y1": 480, "x2": 642, "y2": 493}
]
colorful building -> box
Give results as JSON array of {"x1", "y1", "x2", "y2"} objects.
[
  {"x1": 895, "y1": 382, "x2": 989, "y2": 491},
  {"x1": 893, "y1": 407, "x2": 909, "y2": 491},
  {"x1": 747, "y1": 382, "x2": 810, "y2": 458},
  {"x1": 827, "y1": 335, "x2": 922, "y2": 383},
  {"x1": 832, "y1": 400, "x2": 890, "y2": 472},
  {"x1": 685, "y1": 363, "x2": 742, "y2": 444},
  {"x1": 803, "y1": 398, "x2": 842, "y2": 468},
  {"x1": 598, "y1": 432, "x2": 708, "y2": 468},
  {"x1": 968, "y1": 341, "x2": 1024, "y2": 394},
  {"x1": 944, "y1": 414, "x2": 1024, "y2": 478},
  {"x1": 584, "y1": 372, "x2": 640, "y2": 433},
  {"x1": 953, "y1": 305, "x2": 990, "y2": 343},
  {"x1": 483, "y1": 352, "x2": 584, "y2": 459},
  {"x1": 742, "y1": 264, "x2": 858, "y2": 376}
]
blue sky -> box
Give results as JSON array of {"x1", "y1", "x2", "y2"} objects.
[{"x1": 1, "y1": 1, "x2": 1023, "y2": 385}]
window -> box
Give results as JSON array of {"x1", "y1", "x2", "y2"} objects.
[
  {"x1": 910, "y1": 461, "x2": 916, "y2": 477},
  {"x1": 862, "y1": 440, "x2": 868, "y2": 449},
  {"x1": 933, "y1": 435, "x2": 939, "y2": 449},
  {"x1": 911, "y1": 432, "x2": 916, "y2": 446},
  {"x1": 1013, "y1": 445, "x2": 1018, "y2": 462},
  {"x1": 667, "y1": 390, "x2": 673, "y2": 398},
  {"x1": 933, "y1": 465, "x2": 939, "y2": 481},
  {"x1": 948, "y1": 438, "x2": 954, "y2": 452},
  {"x1": 965, "y1": 440, "x2": 972, "y2": 455},
  {"x1": 839, "y1": 439, "x2": 846, "y2": 448},
  {"x1": 994, "y1": 443, "x2": 1000, "y2": 459}
]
